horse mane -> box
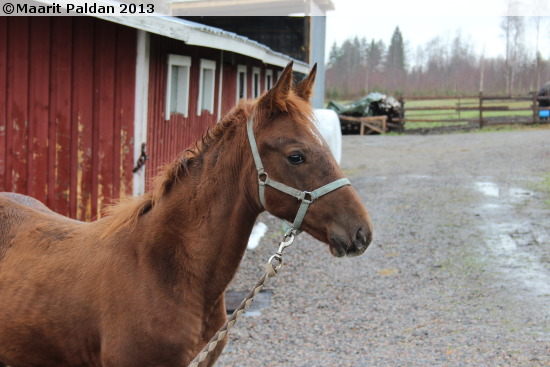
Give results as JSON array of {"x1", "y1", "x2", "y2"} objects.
[{"x1": 102, "y1": 89, "x2": 313, "y2": 238}]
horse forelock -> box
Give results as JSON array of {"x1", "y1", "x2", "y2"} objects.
[{"x1": 253, "y1": 90, "x2": 314, "y2": 130}]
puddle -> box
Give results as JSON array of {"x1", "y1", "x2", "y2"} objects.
[
  {"x1": 484, "y1": 221, "x2": 550, "y2": 297},
  {"x1": 509, "y1": 188, "x2": 533, "y2": 197},
  {"x1": 474, "y1": 181, "x2": 550, "y2": 297},
  {"x1": 475, "y1": 181, "x2": 500, "y2": 197},
  {"x1": 475, "y1": 181, "x2": 535, "y2": 200},
  {"x1": 225, "y1": 289, "x2": 273, "y2": 317}
]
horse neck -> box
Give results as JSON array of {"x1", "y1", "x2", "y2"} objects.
[{"x1": 136, "y1": 120, "x2": 261, "y2": 303}]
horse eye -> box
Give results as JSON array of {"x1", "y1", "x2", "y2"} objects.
[{"x1": 287, "y1": 154, "x2": 305, "y2": 165}]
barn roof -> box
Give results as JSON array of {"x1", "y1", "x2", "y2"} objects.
[
  {"x1": 104, "y1": 15, "x2": 311, "y2": 73},
  {"x1": 32, "y1": 0, "x2": 310, "y2": 74}
]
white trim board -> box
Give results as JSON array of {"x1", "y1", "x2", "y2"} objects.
[{"x1": 132, "y1": 30, "x2": 150, "y2": 197}]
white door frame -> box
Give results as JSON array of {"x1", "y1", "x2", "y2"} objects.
[{"x1": 133, "y1": 30, "x2": 150, "y2": 196}]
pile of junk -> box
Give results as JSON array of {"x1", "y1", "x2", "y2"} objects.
[{"x1": 327, "y1": 92, "x2": 404, "y2": 134}]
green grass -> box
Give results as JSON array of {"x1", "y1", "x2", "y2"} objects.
[{"x1": 404, "y1": 98, "x2": 533, "y2": 130}]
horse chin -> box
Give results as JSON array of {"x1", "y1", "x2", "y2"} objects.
[{"x1": 328, "y1": 241, "x2": 347, "y2": 258}]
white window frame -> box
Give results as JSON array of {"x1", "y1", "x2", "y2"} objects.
[
  {"x1": 264, "y1": 69, "x2": 274, "y2": 91},
  {"x1": 252, "y1": 67, "x2": 261, "y2": 99},
  {"x1": 165, "y1": 54, "x2": 191, "y2": 120},
  {"x1": 236, "y1": 65, "x2": 247, "y2": 103},
  {"x1": 197, "y1": 59, "x2": 217, "y2": 116},
  {"x1": 276, "y1": 70, "x2": 283, "y2": 83}
]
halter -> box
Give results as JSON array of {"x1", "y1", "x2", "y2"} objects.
[{"x1": 246, "y1": 116, "x2": 351, "y2": 237}]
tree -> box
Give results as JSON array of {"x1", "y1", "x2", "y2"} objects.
[
  {"x1": 325, "y1": 20, "x2": 550, "y2": 99},
  {"x1": 327, "y1": 41, "x2": 342, "y2": 68},
  {"x1": 325, "y1": 37, "x2": 369, "y2": 98},
  {"x1": 386, "y1": 27, "x2": 406, "y2": 72},
  {"x1": 365, "y1": 39, "x2": 385, "y2": 92},
  {"x1": 385, "y1": 27, "x2": 406, "y2": 92},
  {"x1": 366, "y1": 40, "x2": 385, "y2": 73},
  {"x1": 501, "y1": 12, "x2": 525, "y2": 94}
]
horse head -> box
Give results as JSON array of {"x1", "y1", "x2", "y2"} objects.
[{"x1": 248, "y1": 62, "x2": 373, "y2": 257}]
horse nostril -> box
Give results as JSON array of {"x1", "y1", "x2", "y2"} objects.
[{"x1": 356, "y1": 227, "x2": 372, "y2": 246}]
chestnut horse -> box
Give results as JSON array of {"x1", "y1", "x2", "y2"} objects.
[{"x1": 0, "y1": 62, "x2": 372, "y2": 367}]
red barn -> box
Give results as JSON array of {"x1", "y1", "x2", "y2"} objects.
[{"x1": 0, "y1": 13, "x2": 309, "y2": 220}]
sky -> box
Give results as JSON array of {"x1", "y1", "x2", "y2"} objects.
[{"x1": 325, "y1": 0, "x2": 550, "y2": 64}]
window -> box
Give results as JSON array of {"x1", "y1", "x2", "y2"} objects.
[
  {"x1": 236, "y1": 65, "x2": 247, "y2": 103},
  {"x1": 198, "y1": 59, "x2": 216, "y2": 115},
  {"x1": 265, "y1": 69, "x2": 273, "y2": 91},
  {"x1": 276, "y1": 70, "x2": 283, "y2": 83},
  {"x1": 252, "y1": 67, "x2": 261, "y2": 99},
  {"x1": 166, "y1": 55, "x2": 191, "y2": 119}
]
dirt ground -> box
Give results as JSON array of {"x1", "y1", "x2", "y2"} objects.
[{"x1": 217, "y1": 128, "x2": 550, "y2": 367}]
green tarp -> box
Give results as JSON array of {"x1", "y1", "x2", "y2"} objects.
[{"x1": 327, "y1": 92, "x2": 387, "y2": 117}]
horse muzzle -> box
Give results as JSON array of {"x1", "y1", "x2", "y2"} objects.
[{"x1": 329, "y1": 226, "x2": 372, "y2": 258}]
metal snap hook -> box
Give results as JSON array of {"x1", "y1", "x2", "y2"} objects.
[{"x1": 277, "y1": 233, "x2": 295, "y2": 253}]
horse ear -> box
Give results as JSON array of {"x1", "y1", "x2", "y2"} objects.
[
  {"x1": 294, "y1": 63, "x2": 317, "y2": 101},
  {"x1": 272, "y1": 61, "x2": 294, "y2": 98},
  {"x1": 256, "y1": 61, "x2": 293, "y2": 115}
]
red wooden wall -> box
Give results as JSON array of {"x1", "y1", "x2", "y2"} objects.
[
  {"x1": 0, "y1": 17, "x2": 136, "y2": 221},
  {"x1": 145, "y1": 34, "x2": 281, "y2": 187}
]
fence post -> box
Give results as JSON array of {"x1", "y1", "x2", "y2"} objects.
[
  {"x1": 532, "y1": 91, "x2": 538, "y2": 124},
  {"x1": 479, "y1": 91, "x2": 484, "y2": 129},
  {"x1": 398, "y1": 96, "x2": 405, "y2": 133}
]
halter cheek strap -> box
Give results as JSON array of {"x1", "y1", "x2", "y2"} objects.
[{"x1": 247, "y1": 117, "x2": 351, "y2": 236}]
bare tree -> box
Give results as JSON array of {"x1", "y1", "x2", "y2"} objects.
[
  {"x1": 501, "y1": 1, "x2": 526, "y2": 95},
  {"x1": 530, "y1": 1, "x2": 549, "y2": 88}
]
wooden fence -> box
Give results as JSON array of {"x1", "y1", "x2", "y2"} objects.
[{"x1": 397, "y1": 93, "x2": 550, "y2": 130}]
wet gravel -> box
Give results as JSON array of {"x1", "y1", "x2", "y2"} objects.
[{"x1": 218, "y1": 127, "x2": 550, "y2": 367}]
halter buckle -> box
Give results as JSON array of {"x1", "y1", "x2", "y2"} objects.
[
  {"x1": 258, "y1": 171, "x2": 268, "y2": 185},
  {"x1": 299, "y1": 191, "x2": 315, "y2": 204}
]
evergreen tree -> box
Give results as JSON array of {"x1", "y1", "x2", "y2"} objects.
[
  {"x1": 327, "y1": 41, "x2": 342, "y2": 68},
  {"x1": 386, "y1": 27, "x2": 405, "y2": 71},
  {"x1": 366, "y1": 40, "x2": 385, "y2": 73}
]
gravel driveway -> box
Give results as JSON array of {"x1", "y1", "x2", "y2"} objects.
[{"x1": 217, "y1": 128, "x2": 550, "y2": 367}]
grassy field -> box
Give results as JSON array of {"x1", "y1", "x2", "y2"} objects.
[{"x1": 403, "y1": 97, "x2": 534, "y2": 130}]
